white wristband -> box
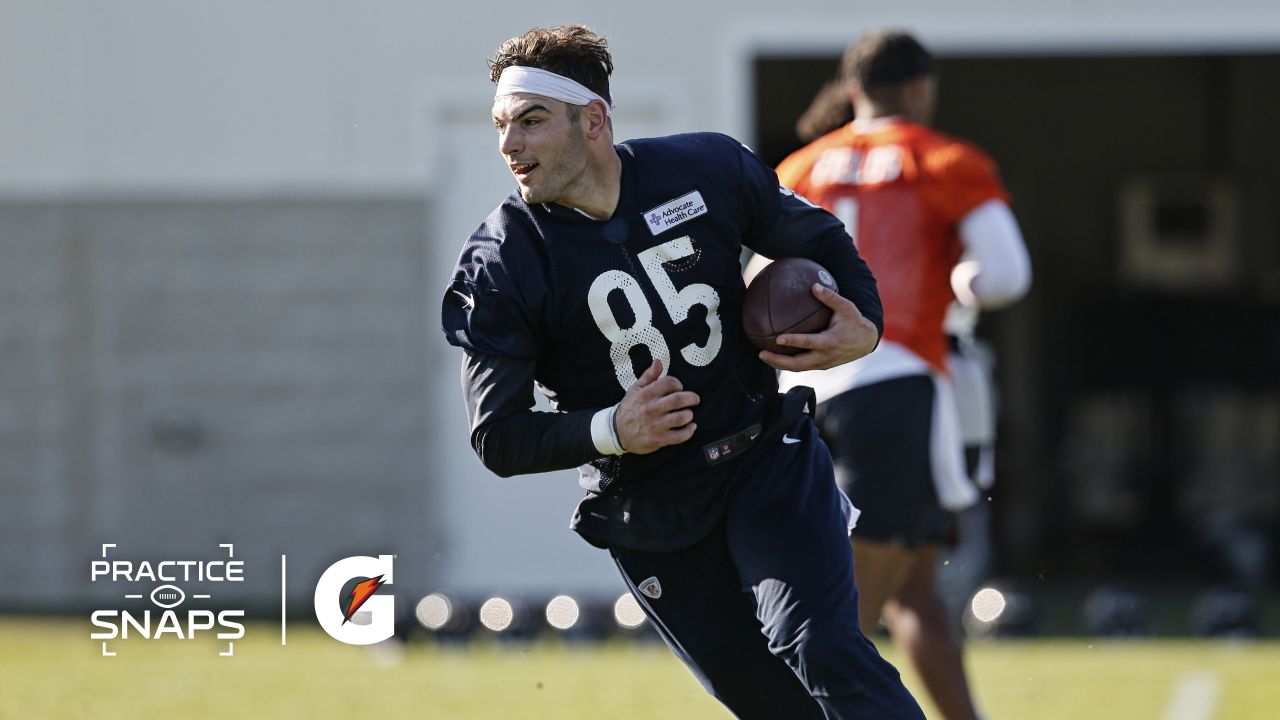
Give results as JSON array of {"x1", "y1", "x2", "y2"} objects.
[{"x1": 590, "y1": 405, "x2": 626, "y2": 456}]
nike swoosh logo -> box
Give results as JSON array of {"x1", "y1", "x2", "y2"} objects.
[
  {"x1": 782, "y1": 434, "x2": 801, "y2": 445},
  {"x1": 452, "y1": 289, "x2": 476, "y2": 310}
]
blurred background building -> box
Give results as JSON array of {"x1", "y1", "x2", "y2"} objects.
[{"x1": 2, "y1": 1, "x2": 1278, "y2": 631}]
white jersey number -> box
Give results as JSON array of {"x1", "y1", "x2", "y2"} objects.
[{"x1": 587, "y1": 236, "x2": 723, "y2": 390}]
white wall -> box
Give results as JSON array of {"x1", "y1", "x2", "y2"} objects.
[{"x1": 5, "y1": 0, "x2": 1280, "y2": 195}]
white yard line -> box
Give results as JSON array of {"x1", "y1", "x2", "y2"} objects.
[{"x1": 1161, "y1": 670, "x2": 1221, "y2": 720}]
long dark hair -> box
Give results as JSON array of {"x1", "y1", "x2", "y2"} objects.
[
  {"x1": 795, "y1": 29, "x2": 933, "y2": 142},
  {"x1": 795, "y1": 80, "x2": 855, "y2": 143}
]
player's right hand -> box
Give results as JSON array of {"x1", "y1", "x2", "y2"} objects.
[
  {"x1": 615, "y1": 359, "x2": 700, "y2": 454},
  {"x1": 761, "y1": 283, "x2": 879, "y2": 371}
]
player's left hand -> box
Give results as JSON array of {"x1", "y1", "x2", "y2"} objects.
[{"x1": 758, "y1": 283, "x2": 879, "y2": 371}]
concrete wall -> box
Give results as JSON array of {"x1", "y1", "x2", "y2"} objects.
[{"x1": 0, "y1": 198, "x2": 432, "y2": 608}]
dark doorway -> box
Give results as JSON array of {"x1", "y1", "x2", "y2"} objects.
[{"x1": 755, "y1": 53, "x2": 1280, "y2": 589}]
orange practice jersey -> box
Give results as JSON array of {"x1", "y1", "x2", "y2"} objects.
[{"x1": 776, "y1": 121, "x2": 1008, "y2": 371}]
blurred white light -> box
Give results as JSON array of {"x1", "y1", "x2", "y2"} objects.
[
  {"x1": 480, "y1": 597, "x2": 515, "y2": 632},
  {"x1": 416, "y1": 593, "x2": 453, "y2": 631},
  {"x1": 545, "y1": 595, "x2": 581, "y2": 631},
  {"x1": 971, "y1": 587, "x2": 1007, "y2": 623},
  {"x1": 613, "y1": 593, "x2": 646, "y2": 630}
]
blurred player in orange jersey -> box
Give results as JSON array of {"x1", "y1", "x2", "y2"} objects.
[{"x1": 755, "y1": 29, "x2": 1032, "y2": 720}]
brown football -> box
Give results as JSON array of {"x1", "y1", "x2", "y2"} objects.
[{"x1": 742, "y1": 257, "x2": 838, "y2": 355}]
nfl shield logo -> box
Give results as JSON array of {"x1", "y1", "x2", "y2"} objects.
[
  {"x1": 708, "y1": 447, "x2": 720, "y2": 461},
  {"x1": 639, "y1": 577, "x2": 662, "y2": 599}
]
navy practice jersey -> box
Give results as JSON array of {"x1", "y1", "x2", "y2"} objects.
[{"x1": 442, "y1": 132, "x2": 881, "y2": 502}]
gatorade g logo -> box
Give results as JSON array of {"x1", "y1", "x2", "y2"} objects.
[{"x1": 313, "y1": 555, "x2": 395, "y2": 645}]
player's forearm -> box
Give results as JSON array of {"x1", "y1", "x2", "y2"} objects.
[
  {"x1": 462, "y1": 350, "x2": 605, "y2": 478},
  {"x1": 954, "y1": 200, "x2": 1032, "y2": 309},
  {"x1": 752, "y1": 219, "x2": 884, "y2": 339},
  {"x1": 470, "y1": 409, "x2": 599, "y2": 477},
  {"x1": 736, "y1": 141, "x2": 883, "y2": 338},
  {"x1": 805, "y1": 226, "x2": 884, "y2": 340}
]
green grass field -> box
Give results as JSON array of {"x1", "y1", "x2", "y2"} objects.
[{"x1": 2, "y1": 617, "x2": 1278, "y2": 719}]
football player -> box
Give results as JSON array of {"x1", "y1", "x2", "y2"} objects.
[
  {"x1": 441, "y1": 24, "x2": 924, "y2": 720},
  {"x1": 768, "y1": 29, "x2": 1032, "y2": 720}
]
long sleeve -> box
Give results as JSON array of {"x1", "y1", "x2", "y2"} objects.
[
  {"x1": 461, "y1": 349, "x2": 602, "y2": 478},
  {"x1": 952, "y1": 199, "x2": 1032, "y2": 309},
  {"x1": 737, "y1": 142, "x2": 883, "y2": 338}
]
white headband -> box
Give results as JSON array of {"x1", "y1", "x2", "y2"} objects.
[{"x1": 495, "y1": 65, "x2": 613, "y2": 116}]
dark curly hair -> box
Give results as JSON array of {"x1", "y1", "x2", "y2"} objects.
[
  {"x1": 488, "y1": 25, "x2": 614, "y2": 105},
  {"x1": 840, "y1": 29, "x2": 932, "y2": 92},
  {"x1": 795, "y1": 29, "x2": 932, "y2": 141},
  {"x1": 795, "y1": 79, "x2": 856, "y2": 142}
]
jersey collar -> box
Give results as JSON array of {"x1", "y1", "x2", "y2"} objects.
[{"x1": 851, "y1": 115, "x2": 906, "y2": 133}]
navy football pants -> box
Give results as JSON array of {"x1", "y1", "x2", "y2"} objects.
[{"x1": 610, "y1": 415, "x2": 924, "y2": 719}]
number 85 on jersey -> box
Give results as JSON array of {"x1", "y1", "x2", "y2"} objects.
[{"x1": 587, "y1": 236, "x2": 722, "y2": 391}]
